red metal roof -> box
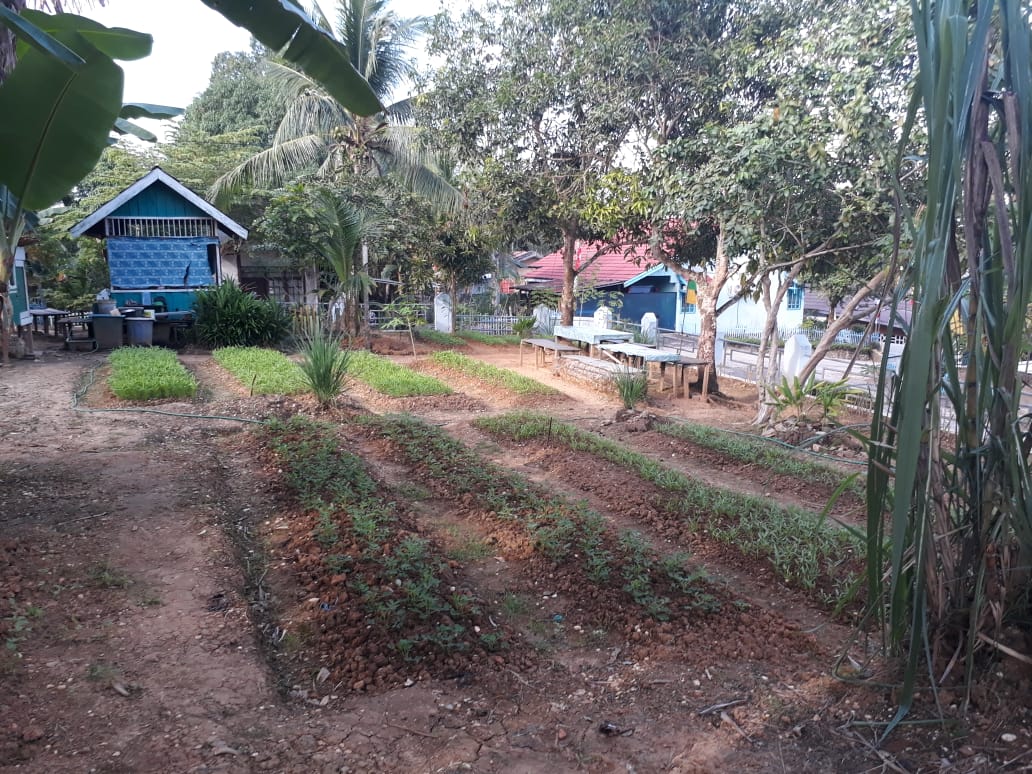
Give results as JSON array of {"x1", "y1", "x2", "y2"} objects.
[{"x1": 522, "y1": 241, "x2": 657, "y2": 288}]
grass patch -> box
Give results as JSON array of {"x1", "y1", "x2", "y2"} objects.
[
  {"x1": 415, "y1": 328, "x2": 466, "y2": 347},
  {"x1": 457, "y1": 331, "x2": 522, "y2": 346},
  {"x1": 213, "y1": 346, "x2": 307, "y2": 395},
  {"x1": 655, "y1": 419, "x2": 863, "y2": 494},
  {"x1": 473, "y1": 411, "x2": 863, "y2": 593},
  {"x1": 347, "y1": 350, "x2": 453, "y2": 396},
  {"x1": 108, "y1": 348, "x2": 197, "y2": 401},
  {"x1": 428, "y1": 350, "x2": 557, "y2": 395}
]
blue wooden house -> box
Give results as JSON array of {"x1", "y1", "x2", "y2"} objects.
[{"x1": 69, "y1": 167, "x2": 248, "y2": 312}]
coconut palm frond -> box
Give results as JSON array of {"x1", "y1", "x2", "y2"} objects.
[
  {"x1": 405, "y1": 162, "x2": 465, "y2": 214},
  {"x1": 335, "y1": 0, "x2": 426, "y2": 98},
  {"x1": 274, "y1": 88, "x2": 352, "y2": 145},
  {"x1": 384, "y1": 95, "x2": 414, "y2": 124},
  {"x1": 209, "y1": 134, "x2": 329, "y2": 205}
]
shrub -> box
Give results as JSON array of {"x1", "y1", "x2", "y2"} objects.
[{"x1": 193, "y1": 280, "x2": 292, "y2": 348}]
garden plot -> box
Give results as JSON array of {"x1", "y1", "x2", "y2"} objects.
[{"x1": 5, "y1": 347, "x2": 1024, "y2": 773}]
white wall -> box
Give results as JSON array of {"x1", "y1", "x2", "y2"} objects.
[{"x1": 673, "y1": 269, "x2": 804, "y2": 335}]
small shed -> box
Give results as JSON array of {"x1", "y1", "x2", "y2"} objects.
[{"x1": 69, "y1": 167, "x2": 248, "y2": 312}]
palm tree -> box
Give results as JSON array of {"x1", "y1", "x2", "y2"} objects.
[
  {"x1": 310, "y1": 187, "x2": 379, "y2": 335},
  {"x1": 210, "y1": 0, "x2": 457, "y2": 208}
]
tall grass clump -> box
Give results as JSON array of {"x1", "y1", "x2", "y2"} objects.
[
  {"x1": 193, "y1": 279, "x2": 292, "y2": 348},
  {"x1": 867, "y1": 0, "x2": 1032, "y2": 734},
  {"x1": 296, "y1": 316, "x2": 350, "y2": 405},
  {"x1": 614, "y1": 367, "x2": 648, "y2": 409},
  {"x1": 108, "y1": 347, "x2": 197, "y2": 400}
]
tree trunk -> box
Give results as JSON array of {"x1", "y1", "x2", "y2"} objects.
[
  {"x1": 795, "y1": 265, "x2": 893, "y2": 385},
  {"x1": 753, "y1": 259, "x2": 805, "y2": 425},
  {"x1": 559, "y1": 227, "x2": 577, "y2": 326},
  {"x1": 690, "y1": 229, "x2": 730, "y2": 395}
]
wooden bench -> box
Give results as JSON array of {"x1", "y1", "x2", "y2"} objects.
[{"x1": 520, "y1": 337, "x2": 580, "y2": 367}]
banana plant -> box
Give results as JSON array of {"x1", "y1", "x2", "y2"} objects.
[{"x1": 0, "y1": 9, "x2": 153, "y2": 363}]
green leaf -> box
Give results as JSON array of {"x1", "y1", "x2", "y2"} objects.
[
  {"x1": 0, "y1": 6, "x2": 83, "y2": 68},
  {"x1": 112, "y1": 117, "x2": 157, "y2": 142},
  {"x1": 0, "y1": 28, "x2": 123, "y2": 210},
  {"x1": 119, "y1": 102, "x2": 184, "y2": 120},
  {"x1": 21, "y1": 9, "x2": 152, "y2": 61},
  {"x1": 201, "y1": 0, "x2": 382, "y2": 117}
]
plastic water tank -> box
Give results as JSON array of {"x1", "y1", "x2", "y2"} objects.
[{"x1": 125, "y1": 317, "x2": 154, "y2": 346}]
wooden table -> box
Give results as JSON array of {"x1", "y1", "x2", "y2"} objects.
[
  {"x1": 554, "y1": 325, "x2": 633, "y2": 357},
  {"x1": 598, "y1": 343, "x2": 711, "y2": 398},
  {"x1": 520, "y1": 337, "x2": 580, "y2": 367},
  {"x1": 29, "y1": 308, "x2": 69, "y2": 337}
]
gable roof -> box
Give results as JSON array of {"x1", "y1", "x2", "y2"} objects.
[
  {"x1": 69, "y1": 167, "x2": 248, "y2": 240},
  {"x1": 519, "y1": 241, "x2": 657, "y2": 290}
]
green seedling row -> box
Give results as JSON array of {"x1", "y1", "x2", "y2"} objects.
[
  {"x1": 213, "y1": 346, "x2": 308, "y2": 395},
  {"x1": 108, "y1": 347, "x2": 198, "y2": 400},
  {"x1": 347, "y1": 350, "x2": 453, "y2": 397},
  {"x1": 428, "y1": 350, "x2": 558, "y2": 395},
  {"x1": 473, "y1": 411, "x2": 864, "y2": 593},
  {"x1": 656, "y1": 419, "x2": 863, "y2": 495},
  {"x1": 360, "y1": 413, "x2": 718, "y2": 620},
  {"x1": 262, "y1": 416, "x2": 496, "y2": 658}
]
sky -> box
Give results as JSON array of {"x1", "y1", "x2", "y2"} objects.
[{"x1": 83, "y1": 0, "x2": 446, "y2": 139}]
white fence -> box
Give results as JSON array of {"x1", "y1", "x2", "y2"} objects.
[
  {"x1": 456, "y1": 314, "x2": 523, "y2": 335},
  {"x1": 722, "y1": 325, "x2": 907, "y2": 347}
]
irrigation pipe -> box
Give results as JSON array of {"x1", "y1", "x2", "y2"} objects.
[{"x1": 71, "y1": 363, "x2": 268, "y2": 425}]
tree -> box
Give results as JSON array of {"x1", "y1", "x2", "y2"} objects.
[
  {"x1": 209, "y1": 0, "x2": 452, "y2": 209},
  {"x1": 176, "y1": 45, "x2": 288, "y2": 145},
  {"x1": 425, "y1": 0, "x2": 638, "y2": 325}
]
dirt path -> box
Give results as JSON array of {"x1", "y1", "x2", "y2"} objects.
[{"x1": 1, "y1": 343, "x2": 1011, "y2": 773}]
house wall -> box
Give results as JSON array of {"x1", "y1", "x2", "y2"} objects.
[
  {"x1": 9, "y1": 247, "x2": 31, "y2": 326},
  {"x1": 110, "y1": 181, "x2": 209, "y2": 219},
  {"x1": 674, "y1": 271, "x2": 804, "y2": 335}
]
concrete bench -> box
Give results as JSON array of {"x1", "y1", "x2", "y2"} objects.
[{"x1": 520, "y1": 337, "x2": 580, "y2": 367}]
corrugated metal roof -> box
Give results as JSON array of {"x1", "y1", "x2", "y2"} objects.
[{"x1": 522, "y1": 241, "x2": 657, "y2": 286}]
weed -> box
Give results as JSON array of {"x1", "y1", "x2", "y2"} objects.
[
  {"x1": 479, "y1": 631, "x2": 507, "y2": 651},
  {"x1": 448, "y1": 536, "x2": 493, "y2": 563},
  {"x1": 91, "y1": 562, "x2": 132, "y2": 589},
  {"x1": 86, "y1": 662, "x2": 120, "y2": 682},
  {"x1": 416, "y1": 329, "x2": 466, "y2": 347},
  {"x1": 457, "y1": 331, "x2": 522, "y2": 345},
  {"x1": 500, "y1": 592, "x2": 529, "y2": 617}
]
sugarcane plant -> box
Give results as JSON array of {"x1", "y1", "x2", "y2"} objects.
[{"x1": 867, "y1": 0, "x2": 1032, "y2": 737}]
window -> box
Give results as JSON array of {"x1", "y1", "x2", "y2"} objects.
[{"x1": 787, "y1": 284, "x2": 803, "y2": 310}]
